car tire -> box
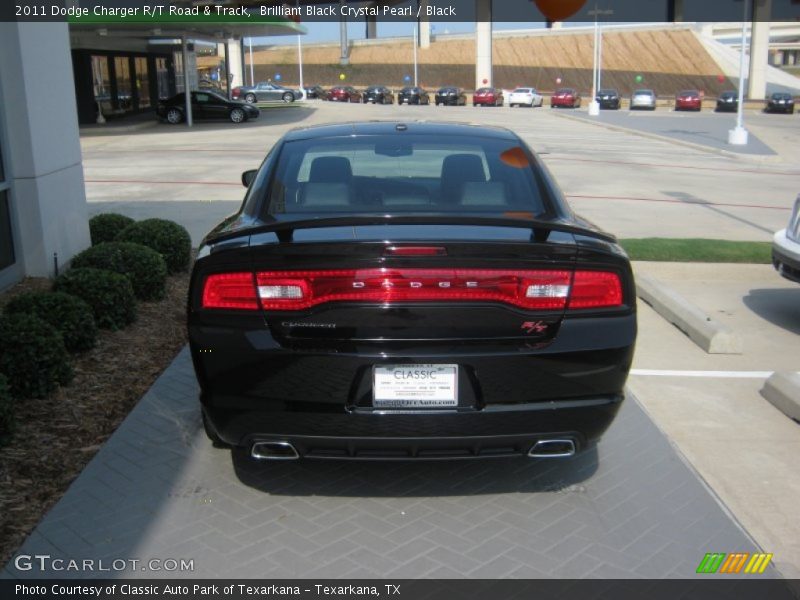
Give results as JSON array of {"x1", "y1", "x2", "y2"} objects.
[
  {"x1": 229, "y1": 108, "x2": 246, "y2": 123},
  {"x1": 202, "y1": 411, "x2": 230, "y2": 448},
  {"x1": 244, "y1": 93, "x2": 256, "y2": 103},
  {"x1": 166, "y1": 108, "x2": 183, "y2": 124},
  {"x1": 282, "y1": 92, "x2": 294, "y2": 103}
]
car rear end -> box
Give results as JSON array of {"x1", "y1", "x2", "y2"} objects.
[
  {"x1": 474, "y1": 88, "x2": 497, "y2": 106},
  {"x1": 675, "y1": 91, "x2": 701, "y2": 111},
  {"x1": 188, "y1": 122, "x2": 636, "y2": 461},
  {"x1": 436, "y1": 88, "x2": 459, "y2": 105},
  {"x1": 509, "y1": 88, "x2": 534, "y2": 107},
  {"x1": 773, "y1": 195, "x2": 800, "y2": 283},
  {"x1": 631, "y1": 90, "x2": 656, "y2": 110},
  {"x1": 398, "y1": 88, "x2": 415, "y2": 104},
  {"x1": 550, "y1": 89, "x2": 576, "y2": 108},
  {"x1": 596, "y1": 90, "x2": 619, "y2": 109},
  {"x1": 329, "y1": 87, "x2": 348, "y2": 102},
  {"x1": 716, "y1": 92, "x2": 738, "y2": 112}
]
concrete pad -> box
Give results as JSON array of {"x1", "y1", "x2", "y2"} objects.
[
  {"x1": 761, "y1": 372, "x2": 800, "y2": 423},
  {"x1": 636, "y1": 273, "x2": 742, "y2": 354}
]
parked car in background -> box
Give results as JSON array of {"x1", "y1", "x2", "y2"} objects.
[
  {"x1": 473, "y1": 87, "x2": 504, "y2": 107},
  {"x1": 765, "y1": 92, "x2": 795, "y2": 114},
  {"x1": 508, "y1": 87, "x2": 544, "y2": 108},
  {"x1": 773, "y1": 194, "x2": 800, "y2": 283},
  {"x1": 675, "y1": 90, "x2": 702, "y2": 111},
  {"x1": 596, "y1": 89, "x2": 621, "y2": 110},
  {"x1": 435, "y1": 87, "x2": 467, "y2": 106},
  {"x1": 232, "y1": 82, "x2": 301, "y2": 103},
  {"x1": 550, "y1": 88, "x2": 581, "y2": 109},
  {"x1": 716, "y1": 91, "x2": 739, "y2": 112},
  {"x1": 630, "y1": 89, "x2": 657, "y2": 110},
  {"x1": 157, "y1": 91, "x2": 259, "y2": 124},
  {"x1": 303, "y1": 85, "x2": 326, "y2": 100},
  {"x1": 189, "y1": 121, "x2": 637, "y2": 461},
  {"x1": 328, "y1": 86, "x2": 362, "y2": 103},
  {"x1": 363, "y1": 86, "x2": 395, "y2": 104},
  {"x1": 398, "y1": 87, "x2": 430, "y2": 105}
]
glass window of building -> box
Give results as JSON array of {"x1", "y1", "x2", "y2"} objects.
[
  {"x1": 91, "y1": 55, "x2": 112, "y2": 117},
  {"x1": 114, "y1": 56, "x2": 132, "y2": 113},
  {"x1": 0, "y1": 139, "x2": 14, "y2": 273},
  {"x1": 135, "y1": 57, "x2": 150, "y2": 109},
  {"x1": 156, "y1": 57, "x2": 171, "y2": 99}
]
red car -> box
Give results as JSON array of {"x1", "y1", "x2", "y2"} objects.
[
  {"x1": 473, "y1": 87, "x2": 504, "y2": 107},
  {"x1": 550, "y1": 88, "x2": 581, "y2": 108},
  {"x1": 675, "y1": 90, "x2": 702, "y2": 111},
  {"x1": 327, "y1": 86, "x2": 361, "y2": 103}
]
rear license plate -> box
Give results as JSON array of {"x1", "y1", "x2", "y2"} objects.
[{"x1": 373, "y1": 364, "x2": 458, "y2": 408}]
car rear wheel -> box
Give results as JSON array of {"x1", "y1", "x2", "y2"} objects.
[
  {"x1": 229, "y1": 108, "x2": 246, "y2": 123},
  {"x1": 282, "y1": 92, "x2": 294, "y2": 103},
  {"x1": 244, "y1": 93, "x2": 256, "y2": 103},
  {"x1": 166, "y1": 108, "x2": 182, "y2": 124}
]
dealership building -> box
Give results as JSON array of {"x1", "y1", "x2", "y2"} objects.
[{"x1": 0, "y1": 15, "x2": 302, "y2": 291}]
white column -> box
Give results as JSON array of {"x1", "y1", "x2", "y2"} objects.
[
  {"x1": 418, "y1": 0, "x2": 431, "y2": 48},
  {"x1": 475, "y1": 0, "x2": 492, "y2": 89},
  {"x1": 747, "y1": 1, "x2": 771, "y2": 101},
  {"x1": 226, "y1": 38, "x2": 244, "y2": 90},
  {"x1": 0, "y1": 22, "x2": 90, "y2": 277}
]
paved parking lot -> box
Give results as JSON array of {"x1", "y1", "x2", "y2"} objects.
[
  {"x1": 5, "y1": 100, "x2": 796, "y2": 580},
  {"x1": 2, "y1": 349, "x2": 764, "y2": 579}
]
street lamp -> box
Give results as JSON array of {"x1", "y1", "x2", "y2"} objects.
[
  {"x1": 729, "y1": 0, "x2": 750, "y2": 145},
  {"x1": 588, "y1": 4, "x2": 613, "y2": 116}
]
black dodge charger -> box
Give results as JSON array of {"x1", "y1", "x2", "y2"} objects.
[{"x1": 188, "y1": 122, "x2": 637, "y2": 461}]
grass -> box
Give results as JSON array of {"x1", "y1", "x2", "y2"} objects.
[{"x1": 619, "y1": 238, "x2": 772, "y2": 264}]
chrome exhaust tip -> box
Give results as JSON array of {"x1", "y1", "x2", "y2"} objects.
[
  {"x1": 528, "y1": 439, "x2": 577, "y2": 458},
  {"x1": 250, "y1": 441, "x2": 299, "y2": 461}
]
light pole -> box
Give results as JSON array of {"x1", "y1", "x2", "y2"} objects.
[
  {"x1": 588, "y1": 5, "x2": 613, "y2": 116},
  {"x1": 729, "y1": 0, "x2": 750, "y2": 145}
]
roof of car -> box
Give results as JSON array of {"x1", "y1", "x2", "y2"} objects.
[{"x1": 283, "y1": 121, "x2": 519, "y2": 142}]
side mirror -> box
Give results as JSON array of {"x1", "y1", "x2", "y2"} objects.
[{"x1": 241, "y1": 169, "x2": 257, "y2": 188}]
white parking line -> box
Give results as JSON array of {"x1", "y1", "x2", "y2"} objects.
[{"x1": 630, "y1": 369, "x2": 779, "y2": 378}]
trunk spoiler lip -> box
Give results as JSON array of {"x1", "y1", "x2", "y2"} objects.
[{"x1": 206, "y1": 214, "x2": 617, "y2": 245}]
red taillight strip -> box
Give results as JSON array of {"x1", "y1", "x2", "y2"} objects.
[
  {"x1": 200, "y1": 269, "x2": 625, "y2": 312},
  {"x1": 202, "y1": 272, "x2": 259, "y2": 310}
]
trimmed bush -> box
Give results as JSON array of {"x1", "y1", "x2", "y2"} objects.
[
  {"x1": 89, "y1": 213, "x2": 135, "y2": 246},
  {"x1": 0, "y1": 313, "x2": 73, "y2": 399},
  {"x1": 116, "y1": 218, "x2": 191, "y2": 274},
  {"x1": 72, "y1": 242, "x2": 167, "y2": 301},
  {"x1": 4, "y1": 291, "x2": 97, "y2": 352},
  {"x1": 0, "y1": 374, "x2": 12, "y2": 447},
  {"x1": 54, "y1": 268, "x2": 136, "y2": 330}
]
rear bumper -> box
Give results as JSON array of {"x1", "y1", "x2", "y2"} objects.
[
  {"x1": 204, "y1": 394, "x2": 624, "y2": 458},
  {"x1": 436, "y1": 97, "x2": 461, "y2": 105},
  {"x1": 773, "y1": 230, "x2": 800, "y2": 283}
]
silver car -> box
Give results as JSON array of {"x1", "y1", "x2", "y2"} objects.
[
  {"x1": 630, "y1": 89, "x2": 657, "y2": 111},
  {"x1": 508, "y1": 87, "x2": 544, "y2": 108}
]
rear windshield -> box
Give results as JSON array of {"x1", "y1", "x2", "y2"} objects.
[
  {"x1": 634, "y1": 89, "x2": 654, "y2": 95},
  {"x1": 555, "y1": 89, "x2": 574, "y2": 94},
  {"x1": 598, "y1": 89, "x2": 616, "y2": 95},
  {"x1": 263, "y1": 135, "x2": 550, "y2": 216},
  {"x1": 513, "y1": 88, "x2": 532, "y2": 93}
]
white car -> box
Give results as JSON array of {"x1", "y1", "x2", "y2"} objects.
[
  {"x1": 773, "y1": 194, "x2": 800, "y2": 283},
  {"x1": 508, "y1": 87, "x2": 544, "y2": 108}
]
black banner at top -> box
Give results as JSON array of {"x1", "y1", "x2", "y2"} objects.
[{"x1": 3, "y1": 0, "x2": 800, "y2": 23}]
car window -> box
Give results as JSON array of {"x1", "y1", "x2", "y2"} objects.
[
  {"x1": 513, "y1": 88, "x2": 531, "y2": 93},
  {"x1": 264, "y1": 135, "x2": 550, "y2": 216},
  {"x1": 195, "y1": 93, "x2": 210, "y2": 103}
]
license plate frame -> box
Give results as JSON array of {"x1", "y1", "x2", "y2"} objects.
[{"x1": 373, "y1": 364, "x2": 458, "y2": 409}]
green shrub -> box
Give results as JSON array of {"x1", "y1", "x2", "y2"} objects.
[
  {"x1": 72, "y1": 242, "x2": 167, "y2": 301},
  {"x1": 0, "y1": 314, "x2": 72, "y2": 399},
  {"x1": 54, "y1": 268, "x2": 136, "y2": 330},
  {"x1": 4, "y1": 291, "x2": 97, "y2": 352},
  {"x1": 0, "y1": 374, "x2": 13, "y2": 447},
  {"x1": 116, "y1": 218, "x2": 191, "y2": 274},
  {"x1": 89, "y1": 213, "x2": 135, "y2": 246}
]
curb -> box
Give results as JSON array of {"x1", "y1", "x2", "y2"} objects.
[
  {"x1": 636, "y1": 274, "x2": 743, "y2": 354},
  {"x1": 550, "y1": 110, "x2": 784, "y2": 163},
  {"x1": 760, "y1": 372, "x2": 800, "y2": 422}
]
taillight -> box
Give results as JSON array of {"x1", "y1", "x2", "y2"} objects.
[
  {"x1": 568, "y1": 271, "x2": 623, "y2": 309},
  {"x1": 200, "y1": 269, "x2": 624, "y2": 311},
  {"x1": 201, "y1": 273, "x2": 258, "y2": 309}
]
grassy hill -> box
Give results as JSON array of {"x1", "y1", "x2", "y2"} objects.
[{"x1": 247, "y1": 27, "x2": 734, "y2": 95}]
